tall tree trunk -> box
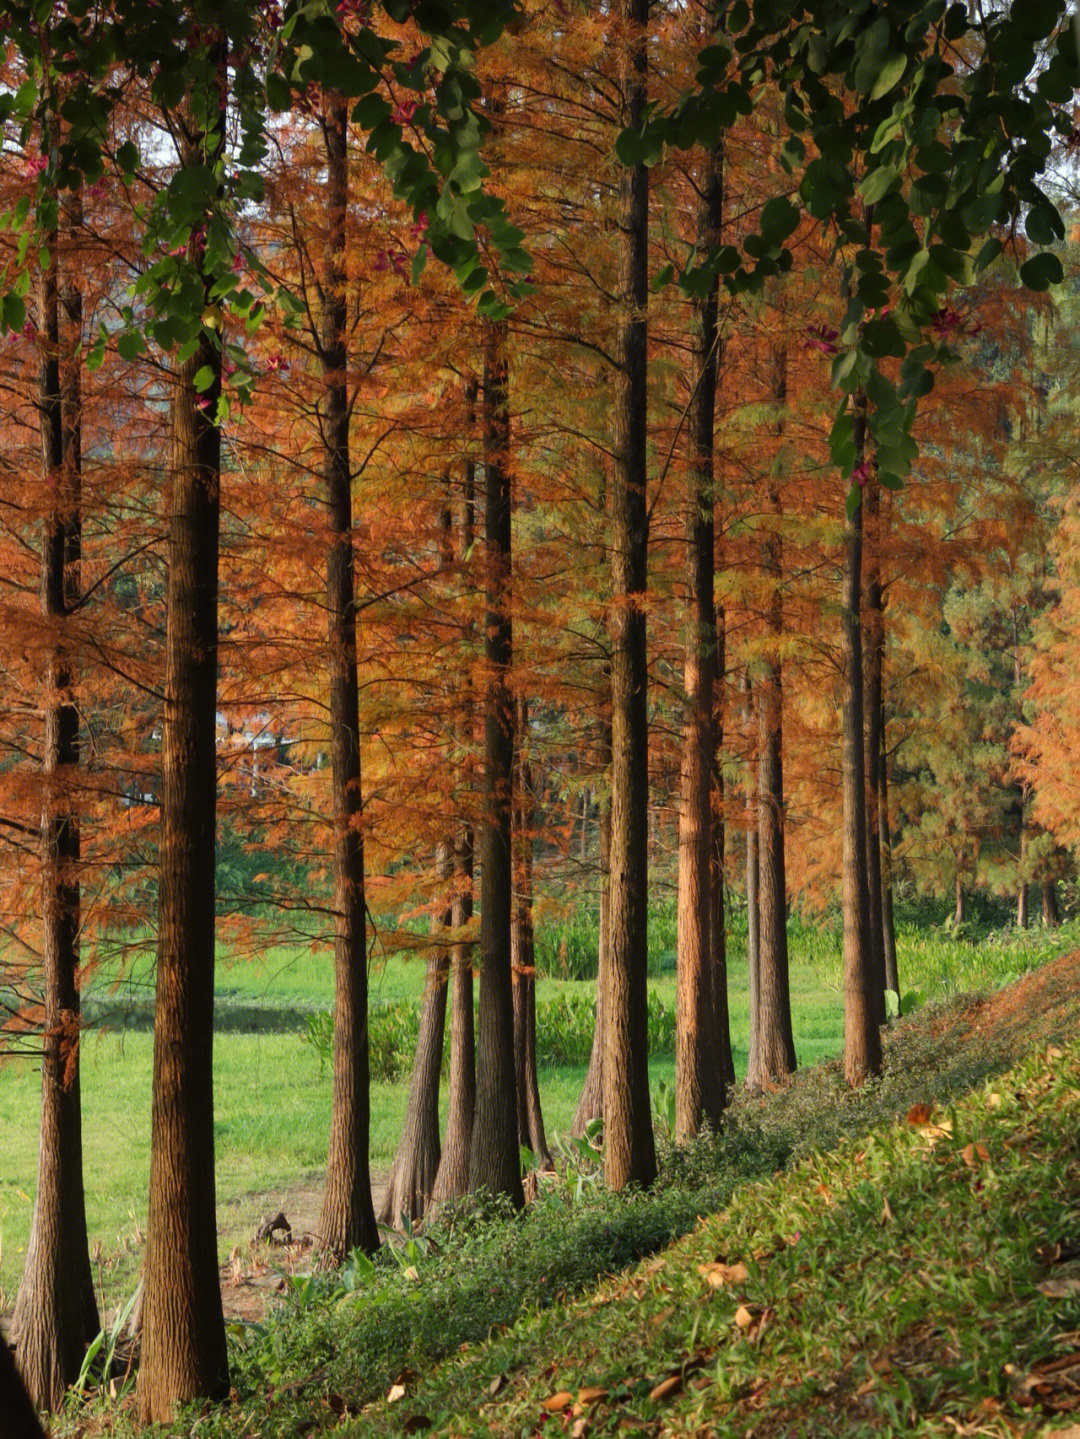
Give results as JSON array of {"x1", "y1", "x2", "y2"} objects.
[
  {"x1": 380, "y1": 484, "x2": 456, "y2": 1225},
  {"x1": 572, "y1": 711, "x2": 611, "y2": 1137},
  {"x1": 604, "y1": 0, "x2": 656, "y2": 1192},
  {"x1": 841, "y1": 399, "x2": 882, "y2": 1088},
  {"x1": 1042, "y1": 879, "x2": 1059, "y2": 928},
  {"x1": 380, "y1": 848, "x2": 450, "y2": 1227},
  {"x1": 676, "y1": 136, "x2": 725, "y2": 1140},
  {"x1": 317, "y1": 91, "x2": 379, "y2": 1259},
  {"x1": 879, "y1": 704, "x2": 899, "y2": 998},
  {"x1": 468, "y1": 318, "x2": 523, "y2": 1205},
  {"x1": 953, "y1": 873, "x2": 965, "y2": 927},
  {"x1": 431, "y1": 826, "x2": 474, "y2": 1203},
  {"x1": 432, "y1": 386, "x2": 478, "y2": 1206},
  {"x1": 1015, "y1": 625, "x2": 1029, "y2": 932},
  {"x1": 863, "y1": 468, "x2": 887, "y2": 1023},
  {"x1": 711, "y1": 602, "x2": 736, "y2": 1093},
  {"x1": 748, "y1": 350, "x2": 796, "y2": 1091},
  {"x1": 14, "y1": 189, "x2": 99, "y2": 1412},
  {"x1": 512, "y1": 697, "x2": 550, "y2": 1167},
  {"x1": 139, "y1": 91, "x2": 229, "y2": 1421},
  {"x1": 741, "y1": 671, "x2": 761, "y2": 1085}
]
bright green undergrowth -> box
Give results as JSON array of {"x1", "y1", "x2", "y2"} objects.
[
  {"x1": 56, "y1": 949, "x2": 1080, "y2": 1439},
  {"x1": 2, "y1": 913, "x2": 1073, "y2": 1327},
  {"x1": 352, "y1": 1016, "x2": 1080, "y2": 1436}
]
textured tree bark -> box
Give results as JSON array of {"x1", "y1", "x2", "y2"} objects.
[
  {"x1": 572, "y1": 712, "x2": 611, "y2": 1137},
  {"x1": 752, "y1": 586, "x2": 796, "y2": 1085},
  {"x1": 879, "y1": 705, "x2": 899, "y2": 999},
  {"x1": 381, "y1": 483, "x2": 456, "y2": 1225},
  {"x1": 862, "y1": 468, "x2": 887, "y2": 1023},
  {"x1": 1042, "y1": 880, "x2": 1059, "y2": 928},
  {"x1": 379, "y1": 855, "x2": 449, "y2": 1227},
  {"x1": 604, "y1": 0, "x2": 656, "y2": 1192},
  {"x1": 1015, "y1": 630, "x2": 1029, "y2": 932},
  {"x1": 841, "y1": 399, "x2": 882, "y2": 1088},
  {"x1": 2, "y1": 1339, "x2": 46, "y2": 1439},
  {"x1": 711, "y1": 602, "x2": 736, "y2": 1095},
  {"x1": 431, "y1": 826, "x2": 474, "y2": 1203},
  {"x1": 468, "y1": 318, "x2": 523, "y2": 1205},
  {"x1": 432, "y1": 388, "x2": 478, "y2": 1206},
  {"x1": 748, "y1": 350, "x2": 796, "y2": 1092},
  {"x1": 741, "y1": 671, "x2": 761, "y2": 1085},
  {"x1": 676, "y1": 136, "x2": 724, "y2": 1141},
  {"x1": 512, "y1": 696, "x2": 551, "y2": 1166},
  {"x1": 14, "y1": 191, "x2": 99, "y2": 1412},
  {"x1": 138, "y1": 160, "x2": 229, "y2": 1434},
  {"x1": 317, "y1": 91, "x2": 379, "y2": 1259},
  {"x1": 953, "y1": 874, "x2": 965, "y2": 927}
]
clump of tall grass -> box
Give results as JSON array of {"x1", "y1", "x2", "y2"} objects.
[
  {"x1": 299, "y1": 989, "x2": 682, "y2": 1078},
  {"x1": 534, "y1": 894, "x2": 679, "y2": 980}
]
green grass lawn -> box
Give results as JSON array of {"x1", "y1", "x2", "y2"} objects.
[{"x1": 2, "y1": 916, "x2": 1075, "y2": 1317}]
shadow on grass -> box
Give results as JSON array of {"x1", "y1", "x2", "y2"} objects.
[{"x1": 82, "y1": 995, "x2": 319, "y2": 1035}]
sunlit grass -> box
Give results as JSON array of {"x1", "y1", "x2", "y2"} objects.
[{"x1": 1, "y1": 909, "x2": 1074, "y2": 1316}]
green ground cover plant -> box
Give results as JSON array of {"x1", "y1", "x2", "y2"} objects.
[
  {"x1": 45, "y1": 947, "x2": 1080, "y2": 1439},
  {"x1": 351, "y1": 978, "x2": 1080, "y2": 1436}
]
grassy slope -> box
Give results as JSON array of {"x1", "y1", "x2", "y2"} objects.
[
  {"x1": 31, "y1": 948, "x2": 1080, "y2": 1439},
  {"x1": 353, "y1": 952, "x2": 1080, "y2": 1437},
  {"x1": 1, "y1": 921, "x2": 1074, "y2": 1315}
]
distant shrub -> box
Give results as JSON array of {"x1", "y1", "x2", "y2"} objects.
[
  {"x1": 534, "y1": 894, "x2": 679, "y2": 981},
  {"x1": 299, "y1": 989, "x2": 679, "y2": 1079},
  {"x1": 299, "y1": 1001, "x2": 432, "y2": 1083}
]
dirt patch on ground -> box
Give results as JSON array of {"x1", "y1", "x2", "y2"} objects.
[
  {"x1": 928, "y1": 949, "x2": 1080, "y2": 1061},
  {"x1": 218, "y1": 1176, "x2": 387, "y2": 1324}
]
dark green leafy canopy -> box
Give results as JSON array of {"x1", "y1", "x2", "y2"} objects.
[
  {"x1": 652, "y1": 0, "x2": 1079, "y2": 496},
  {"x1": 0, "y1": 0, "x2": 525, "y2": 378}
]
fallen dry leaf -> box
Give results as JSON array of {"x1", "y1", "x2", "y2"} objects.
[
  {"x1": 881, "y1": 1195, "x2": 894, "y2": 1225},
  {"x1": 734, "y1": 1305, "x2": 755, "y2": 1330},
  {"x1": 906, "y1": 1102, "x2": 935, "y2": 1125},
  {"x1": 987, "y1": 1092, "x2": 1003, "y2": 1109},
  {"x1": 571, "y1": 1420, "x2": 588, "y2": 1439},
  {"x1": 1037, "y1": 1277, "x2": 1080, "y2": 1299},
  {"x1": 402, "y1": 1417, "x2": 432, "y2": 1435},
  {"x1": 855, "y1": 1378, "x2": 876, "y2": 1397},
  {"x1": 488, "y1": 1374, "x2": 506, "y2": 1397},
  {"x1": 961, "y1": 1142, "x2": 990, "y2": 1167},
  {"x1": 917, "y1": 1118, "x2": 953, "y2": 1146},
  {"x1": 649, "y1": 1374, "x2": 683, "y2": 1403},
  {"x1": 542, "y1": 1391, "x2": 575, "y2": 1413},
  {"x1": 578, "y1": 1386, "x2": 607, "y2": 1404},
  {"x1": 387, "y1": 1384, "x2": 406, "y2": 1403},
  {"x1": 698, "y1": 1260, "x2": 749, "y2": 1289}
]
